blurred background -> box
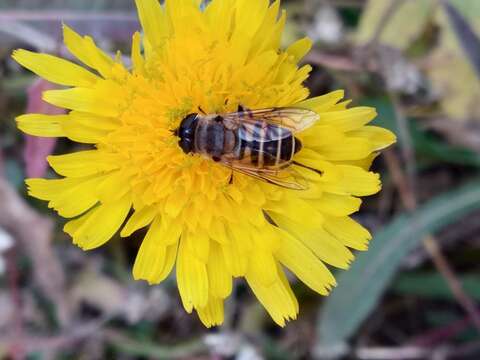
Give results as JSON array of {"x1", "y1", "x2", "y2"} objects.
[{"x1": 1, "y1": 0, "x2": 480, "y2": 359}]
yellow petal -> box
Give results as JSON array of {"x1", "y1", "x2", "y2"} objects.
[
  {"x1": 135, "y1": 0, "x2": 169, "y2": 51},
  {"x1": 208, "y1": 221, "x2": 229, "y2": 244},
  {"x1": 317, "y1": 137, "x2": 374, "y2": 161},
  {"x1": 348, "y1": 126, "x2": 397, "y2": 151},
  {"x1": 27, "y1": 176, "x2": 101, "y2": 218},
  {"x1": 248, "y1": 248, "x2": 278, "y2": 286},
  {"x1": 120, "y1": 205, "x2": 157, "y2": 237},
  {"x1": 26, "y1": 177, "x2": 80, "y2": 201},
  {"x1": 233, "y1": 0, "x2": 270, "y2": 41},
  {"x1": 131, "y1": 31, "x2": 145, "y2": 74},
  {"x1": 310, "y1": 193, "x2": 361, "y2": 216},
  {"x1": 301, "y1": 125, "x2": 345, "y2": 148},
  {"x1": 164, "y1": 189, "x2": 189, "y2": 218},
  {"x1": 16, "y1": 114, "x2": 67, "y2": 137},
  {"x1": 296, "y1": 90, "x2": 344, "y2": 113},
  {"x1": 69, "y1": 111, "x2": 121, "y2": 131},
  {"x1": 96, "y1": 172, "x2": 131, "y2": 203},
  {"x1": 177, "y1": 237, "x2": 209, "y2": 311},
  {"x1": 64, "y1": 194, "x2": 131, "y2": 250},
  {"x1": 205, "y1": 0, "x2": 236, "y2": 42},
  {"x1": 184, "y1": 229, "x2": 210, "y2": 263},
  {"x1": 294, "y1": 150, "x2": 341, "y2": 183},
  {"x1": 323, "y1": 215, "x2": 372, "y2": 251},
  {"x1": 335, "y1": 153, "x2": 378, "y2": 171},
  {"x1": 133, "y1": 216, "x2": 178, "y2": 284},
  {"x1": 197, "y1": 296, "x2": 224, "y2": 328},
  {"x1": 321, "y1": 107, "x2": 377, "y2": 132},
  {"x1": 233, "y1": 50, "x2": 278, "y2": 86},
  {"x1": 43, "y1": 83, "x2": 122, "y2": 117},
  {"x1": 322, "y1": 165, "x2": 381, "y2": 196},
  {"x1": 246, "y1": 265, "x2": 298, "y2": 327},
  {"x1": 134, "y1": 244, "x2": 178, "y2": 284},
  {"x1": 61, "y1": 111, "x2": 119, "y2": 144},
  {"x1": 12, "y1": 49, "x2": 98, "y2": 87},
  {"x1": 207, "y1": 242, "x2": 232, "y2": 299},
  {"x1": 63, "y1": 24, "x2": 114, "y2": 78},
  {"x1": 330, "y1": 99, "x2": 352, "y2": 111},
  {"x1": 47, "y1": 150, "x2": 120, "y2": 177},
  {"x1": 221, "y1": 224, "x2": 251, "y2": 276},
  {"x1": 264, "y1": 193, "x2": 324, "y2": 229},
  {"x1": 275, "y1": 227, "x2": 337, "y2": 294},
  {"x1": 62, "y1": 119, "x2": 109, "y2": 144},
  {"x1": 159, "y1": 216, "x2": 184, "y2": 246},
  {"x1": 248, "y1": 0, "x2": 282, "y2": 57},
  {"x1": 272, "y1": 213, "x2": 354, "y2": 269},
  {"x1": 264, "y1": 8, "x2": 286, "y2": 53},
  {"x1": 229, "y1": 221, "x2": 253, "y2": 254},
  {"x1": 286, "y1": 37, "x2": 313, "y2": 63}
]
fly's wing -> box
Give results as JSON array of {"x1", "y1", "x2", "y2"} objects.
[
  {"x1": 229, "y1": 165, "x2": 308, "y2": 190},
  {"x1": 221, "y1": 107, "x2": 319, "y2": 143},
  {"x1": 220, "y1": 149, "x2": 309, "y2": 190}
]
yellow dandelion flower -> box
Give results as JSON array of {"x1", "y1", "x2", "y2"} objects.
[{"x1": 13, "y1": 0, "x2": 396, "y2": 327}]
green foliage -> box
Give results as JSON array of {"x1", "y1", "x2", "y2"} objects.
[
  {"x1": 316, "y1": 179, "x2": 480, "y2": 348},
  {"x1": 394, "y1": 272, "x2": 480, "y2": 300},
  {"x1": 367, "y1": 97, "x2": 480, "y2": 167}
]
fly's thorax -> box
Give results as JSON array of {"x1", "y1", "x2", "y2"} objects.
[{"x1": 194, "y1": 116, "x2": 233, "y2": 160}]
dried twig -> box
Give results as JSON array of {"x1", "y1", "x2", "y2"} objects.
[
  {"x1": 0, "y1": 316, "x2": 111, "y2": 354},
  {"x1": 105, "y1": 329, "x2": 207, "y2": 359},
  {"x1": 383, "y1": 150, "x2": 416, "y2": 211},
  {"x1": 423, "y1": 235, "x2": 480, "y2": 330},
  {"x1": 305, "y1": 50, "x2": 362, "y2": 72}
]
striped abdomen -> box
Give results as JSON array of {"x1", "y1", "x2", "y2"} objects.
[
  {"x1": 194, "y1": 117, "x2": 302, "y2": 169},
  {"x1": 237, "y1": 124, "x2": 302, "y2": 168}
]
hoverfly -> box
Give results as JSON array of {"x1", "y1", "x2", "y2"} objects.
[{"x1": 173, "y1": 105, "x2": 319, "y2": 190}]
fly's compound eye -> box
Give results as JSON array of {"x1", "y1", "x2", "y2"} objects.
[{"x1": 179, "y1": 137, "x2": 194, "y2": 154}]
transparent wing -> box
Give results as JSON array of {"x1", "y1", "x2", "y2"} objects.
[
  {"x1": 229, "y1": 165, "x2": 308, "y2": 190},
  {"x1": 220, "y1": 149, "x2": 308, "y2": 190},
  {"x1": 221, "y1": 107, "x2": 319, "y2": 142}
]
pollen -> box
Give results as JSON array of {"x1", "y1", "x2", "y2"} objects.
[{"x1": 12, "y1": 0, "x2": 396, "y2": 327}]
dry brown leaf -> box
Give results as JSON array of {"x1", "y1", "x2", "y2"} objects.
[
  {"x1": 356, "y1": 0, "x2": 434, "y2": 50},
  {"x1": 427, "y1": 0, "x2": 480, "y2": 121},
  {"x1": 69, "y1": 269, "x2": 126, "y2": 316}
]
